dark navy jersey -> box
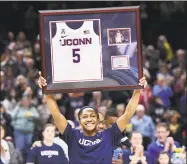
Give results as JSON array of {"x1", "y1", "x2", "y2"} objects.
[
  {"x1": 60, "y1": 123, "x2": 122, "y2": 164},
  {"x1": 27, "y1": 142, "x2": 68, "y2": 164}
]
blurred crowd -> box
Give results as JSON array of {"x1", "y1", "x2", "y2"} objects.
[{"x1": 0, "y1": 1, "x2": 187, "y2": 164}]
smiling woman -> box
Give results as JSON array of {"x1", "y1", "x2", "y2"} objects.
[
  {"x1": 37, "y1": 72, "x2": 147, "y2": 164},
  {"x1": 78, "y1": 107, "x2": 99, "y2": 134},
  {"x1": 26, "y1": 124, "x2": 68, "y2": 164}
]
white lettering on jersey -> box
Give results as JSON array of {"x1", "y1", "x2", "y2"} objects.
[
  {"x1": 50, "y1": 19, "x2": 103, "y2": 83},
  {"x1": 41, "y1": 150, "x2": 59, "y2": 158},
  {"x1": 79, "y1": 138, "x2": 102, "y2": 146}
]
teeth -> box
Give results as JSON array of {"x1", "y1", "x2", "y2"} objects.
[{"x1": 86, "y1": 123, "x2": 93, "y2": 126}]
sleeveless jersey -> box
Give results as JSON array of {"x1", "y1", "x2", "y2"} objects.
[{"x1": 50, "y1": 20, "x2": 103, "y2": 83}]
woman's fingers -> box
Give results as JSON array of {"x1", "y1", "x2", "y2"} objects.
[
  {"x1": 38, "y1": 81, "x2": 47, "y2": 88},
  {"x1": 40, "y1": 77, "x2": 46, "y2": 83},
  {"x1": 38, "y1": 71, "x2": 47, "y2": 88},
  {"x1": 38, "y1": 81, "x2": 42, "y2": 88},
  {"x1": 139, "y1": 76, "x2": 147, "y2": 88},
  {"x1": 39, "y1": 71, "x2": 42, "y2": 77}
]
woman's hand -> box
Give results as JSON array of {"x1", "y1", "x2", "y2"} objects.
[{"x1": 38, "y1": 71, "x2": 47, "y2": 88}]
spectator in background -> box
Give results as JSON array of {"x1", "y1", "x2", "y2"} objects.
[
  {"x1": 7, "y1": 32, "x2": 16, "y2": 50},
  {"x1": 156, "y1": 151, "x2": 170, "y2": 164},
  {"x1": 14, "y1": 50, "x2": 28, "y2": 76},
  {"x1": 105, "y1": 108, "x2": 119, "y2": 128},
  {"x1": 0, "y1": 103, "x2": 13, "y2": 139},
  {"x1": 157, "y1": 35, "x2": 174, "y2": 62},
  {"x1": 37, "y1": 95, "x2": 51, "y2": 131},
  {"x1": 149, "y1": 96, "x2": 166, "y2": 124},
  {"x1": 157, "y1": 62, "x2": 174, "y2": 86},
  {"x1": 15, "y1": 31, "x2": 31, "y2": 50},
  {"x1": 130, "y1": 104, "x2": 155, "y2": 149},
  {"x1": 171, "y1": 49, "x2": 186, "y2": 70},
  {"x1": 173, "y1": 71, "x2": 186, "y2": 109},
  {"x1": 33, "y1": 43, "x2": 41, "y2": 70},
  {"x1": 11, "y1": 95, "x2": 39, "y2": 163},
  {"x1": 32, "y1": 121, "x2": 69, "y2": 161},
  {"x1": 116, "y1": 104, "x2": 125, "y2": 117},
  {"x1": 23, "y1": 86, "x2": 38, "y2": 106},
  {"x1": 128, "y1": 145, "x2": 148, "y2": 164},
  {"x1": 0, "y1": 124, "x2": 10, "y2": 164},
  {"x1": 15, "y1": 75, "x2": 28, "y2": 101},
  {"x1": 1, "y1": 120, "x2": 20, "y2": 164},
  {"x1": 0, "y1": 65, "x2": 15, "y2": 101},
  {"x1": 73, "y1": 108, "x2": 80, "y2": 128},
  {"x1": 5, "y1": 64, "x2": 16, "y2": 88},
  {"x1": 123, "y1": 132, "x2": 153, "y2": 164},
  {"x1": 88, "y1": 91, "x2": 102, "y2": 109},
  {"x1": 0, "y1": 71, "x2": 7, "y2": 101},
  {"x1": 27, "y1": 124, "x2": 69, "y2": 164},
  {"x1": 147, "y1": 123, "x2": 180, "y2": 164},
  {"x1": 143, "y1": 45, "x2": 159, "y2": 82},
  {"x1": 169, "y1": 111, "x2": 184, "y2": 146},
  {"x1": 98, "y1": 105, "x2": 108, "y2": 118},
  {"x1": 6, "y1": 136, "x2": 21, "y2": 164},
  {"x1": 2, "y1": 87, "x2": 17, "y2": 115},
  {"x1": 25, "y1": 58, "x2": 38, "y2": 82},
  {"x1": 53, "y1": 94, "x2": 67, "y2": 115},
  {"x1": 66, "y1": 92, "x2": 85, "y2": 120},
  {"x1": 139, "y1": 70, "x2": 152, "y2": 112},
  {"x1": 179, "y1": 86, "x2": 187, "y2": 121},
  {"x1": 152, "y1": 74, "x2": 173, "y2": 109},
  {"x1": 97, "y1": 113, "x2": 107, "y2": 133},
  {"x1": 170, "y1": 147, "x2": 187, "y2": 163}
]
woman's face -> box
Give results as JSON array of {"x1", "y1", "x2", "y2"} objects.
[
  {"x1": 18, "y1": 32, "x2": 26, "y2": 41},
  {"x1": 22, "y1": 97, "x2": 31, "y2": 108},
  {"x1": 42, "y1": 126, "x2": 55, "y2": 141},
  {"x1": 170, "y1": 115, "x2": 179, "y2": 124},
  {"x1": 79, "y1": 109, "x2": 98, "y2": 133},
  {"x1": 158, "y1": 154, "x2": 170, "y2": 164}
]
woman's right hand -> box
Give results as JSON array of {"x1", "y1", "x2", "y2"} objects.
[
  {"x1": 134, "y1": 145, "x2": 144, "y2": 157},
  {"x1": 32, "y1": 141, "x2": 42, "y2": 148},
  {"x1": 38, "y1": 71, "x2": 47, "y2": 88}
]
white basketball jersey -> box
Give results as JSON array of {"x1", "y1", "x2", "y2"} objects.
[{"x1": 51, "y1": 20, "x2": 103, "y2": 83}]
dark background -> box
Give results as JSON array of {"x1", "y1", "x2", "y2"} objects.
[{"x1": 0, "y1": 1, "x2": 187, "y2": 54}]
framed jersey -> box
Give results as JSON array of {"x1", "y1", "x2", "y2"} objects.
[{"x1": 39, "y1": 6, "x2": 143, "y2": 93}]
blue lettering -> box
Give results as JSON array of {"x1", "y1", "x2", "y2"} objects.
[{"x1": 60, "y1": 38, "x2": 92, "y2": 46}]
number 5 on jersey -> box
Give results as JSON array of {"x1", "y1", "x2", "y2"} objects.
[{"x1": 73, "y1": 49, "x2": 80, "y2": 63}]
